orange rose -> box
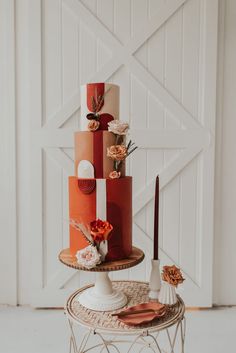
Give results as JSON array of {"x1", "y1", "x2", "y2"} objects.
[
  {"x1": 107, "y1": 145, "x2": 127, "y2": 161},
  {"x1": 88, "y1": 119, "x2": 100, "y2": 131},
  {"x1": 109, "y1": 171, "x2": 121, "y2": 179},
  {"x1": 90, "y1": 219, "x2": 113, "y2": 243},
  {"x1": 162, "y1": 265, "x2": 185, "y2": 287}
]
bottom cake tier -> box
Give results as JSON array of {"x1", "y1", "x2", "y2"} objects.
[{"x1": 69, "y1": 176, "x2": 132, "y2": 261}]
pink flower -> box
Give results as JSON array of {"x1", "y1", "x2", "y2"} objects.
[{"x1": 109, "y1": 171, "x2": 121, "y2": 179}]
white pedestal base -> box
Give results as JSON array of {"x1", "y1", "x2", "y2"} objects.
[{"x1": 78, "y1": 272, "x2": 127, "y2": 311}]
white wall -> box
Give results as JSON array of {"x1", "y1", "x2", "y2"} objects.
[
  {"x1": 1, "y1": 0, "x2": 236, "y2": 306},
  {"x1": 214, "y1": 0, "x2": 236, "y2": 305},
  {"x1": 0, "y1": 0, "x2": 32, "y2": 306}
]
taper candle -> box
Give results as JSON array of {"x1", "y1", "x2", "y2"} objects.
[{"x1": 153, "y1": 175, "x2": 159, "y2": 260}]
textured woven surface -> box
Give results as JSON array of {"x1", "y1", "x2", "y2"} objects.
[{"x1": 66, "y1": 281, "x2": 185, "y2": 334}]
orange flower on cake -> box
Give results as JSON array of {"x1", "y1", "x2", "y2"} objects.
[
  {"x1": 109, "y1": 170, "x2": 121, "y2": 179},
  {"x1": 107, "y1": 144, "x2": 127, "y2": 161},
  {"x1": 162, "y1": 265, "x2": 185, "y2": 287},
  {"x1": 90, "y1": 219, "x2": 113, "y2": 243},
  {"x1": 88, "y1": 119, "x2": 100, "y2": 131},
  {"x1": 108, "y1": 120, "x2": 129, "y2": 135}
]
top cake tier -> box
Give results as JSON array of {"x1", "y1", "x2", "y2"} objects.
[{"x1": 80, "y1": 83, "x2": 120, "y2": 131}]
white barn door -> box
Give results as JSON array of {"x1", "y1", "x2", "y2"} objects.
[{"x1": 30, "y1": 0, "x2": 218, "y2": 307}]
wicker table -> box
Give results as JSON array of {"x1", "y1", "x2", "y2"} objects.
[{"x1": 65, "y1": 281, "x2": 186, "y2": 353}]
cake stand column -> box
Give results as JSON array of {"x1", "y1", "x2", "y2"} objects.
[{"x1": 78, "y1": 272, "x2": 127, "y2": 311}]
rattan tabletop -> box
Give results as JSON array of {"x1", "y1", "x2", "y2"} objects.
[
  {"x1": 59, "y1": 247, "x2": 144, "y2": 272},
  {"x1": 65, "y1": 281, "x2": 185, "y2": 335}
]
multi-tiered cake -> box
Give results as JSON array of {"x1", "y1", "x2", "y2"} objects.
[{"x1": 69, "y1": 83, "x2": 136, "y2": 267}]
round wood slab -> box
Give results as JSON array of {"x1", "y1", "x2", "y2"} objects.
[{"x1": 59, "y1": 246, "x2": 145, "y2": 272}]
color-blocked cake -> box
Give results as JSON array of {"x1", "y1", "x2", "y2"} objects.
[{"x1": 69, "y1": 83, "x2": 137, "y2": 267}]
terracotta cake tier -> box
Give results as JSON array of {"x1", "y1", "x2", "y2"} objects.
[{"x1": 69, "y1": 176, "x2": 132, "y2": 261}]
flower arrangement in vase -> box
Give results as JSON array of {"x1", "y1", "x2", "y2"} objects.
[{"x1": 158, "y1": 265, "x2": 185, "y2": 305}]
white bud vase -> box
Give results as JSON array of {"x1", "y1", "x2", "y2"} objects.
[
  {"x1": 98, "y1": 240, "x2": 108, "y2": 262},
  {"x1": 148, "y1": 259, "x2": 161, "y2": 299},
  {"x1": 158, "y1": 281, "x2": 177, "y2": 305}
]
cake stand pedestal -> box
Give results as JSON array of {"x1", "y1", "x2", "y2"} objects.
[{"x1": 59, "y1": 247, "x2": 144, "y2": 311}]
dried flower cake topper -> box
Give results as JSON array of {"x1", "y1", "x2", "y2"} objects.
[
  {"x1": 86, "y1": 91, "x2": 105, "y2": 121},
  {"x1": 86, "y1": 86, "x2": 112, "y2": 130}
]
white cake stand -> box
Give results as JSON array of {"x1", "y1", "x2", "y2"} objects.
[{"x1": 59, "y1": 247, "x2": 144, "y2": 311}]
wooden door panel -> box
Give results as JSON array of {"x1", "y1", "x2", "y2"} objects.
[{"x1": 31, "y1": 0, "x2": 218, "y2": 306}]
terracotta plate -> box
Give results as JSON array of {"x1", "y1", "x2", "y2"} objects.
[{"x1": 116, "y1": 302, "x2": 166, "y2": 326}]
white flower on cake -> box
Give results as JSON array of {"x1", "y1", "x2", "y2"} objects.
[
  {"x1": 76, "y1": 245, "x2": 101, "y2": 269},
  {"x1": 108, "y1": 120, "x2": 129, "y2": 135}
]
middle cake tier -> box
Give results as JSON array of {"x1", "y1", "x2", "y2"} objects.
[
  {"x1": 75, "y1": 131, "x2": 125, "y2": 179},
  {"x1": 69, "y1": 176, "x2": 132, "y2": 261}
]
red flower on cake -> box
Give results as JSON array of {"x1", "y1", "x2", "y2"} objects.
[{"x1": 90, "y1": 219, "x2": 113, "y2": 243}]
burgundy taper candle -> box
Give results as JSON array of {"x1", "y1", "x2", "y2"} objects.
[{"x1": 153, "y1": 175, "x2": 159, "y2": 260}]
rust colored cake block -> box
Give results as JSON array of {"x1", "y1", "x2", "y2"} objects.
[
  {"x1": 106, "y1": 177, "x2": 132, "y2": 260},
  {"x1": 69, "y1": 176, "x2": 132, "y2": 260}
]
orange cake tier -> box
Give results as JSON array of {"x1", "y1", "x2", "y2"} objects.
[
  {"x1": 69, "y1": 176, "x2": 132, "y2": 261},
  {"x1": 74, "y1": 131, "x2": 125, "y2": 179}
]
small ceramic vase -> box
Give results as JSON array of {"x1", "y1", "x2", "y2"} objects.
[
  {"x1": 98, "y1": 240, "x2": 108, "y2": 262},
  {"x1": 158, "y1": 281, "x2": 177, "y2": 305}
]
